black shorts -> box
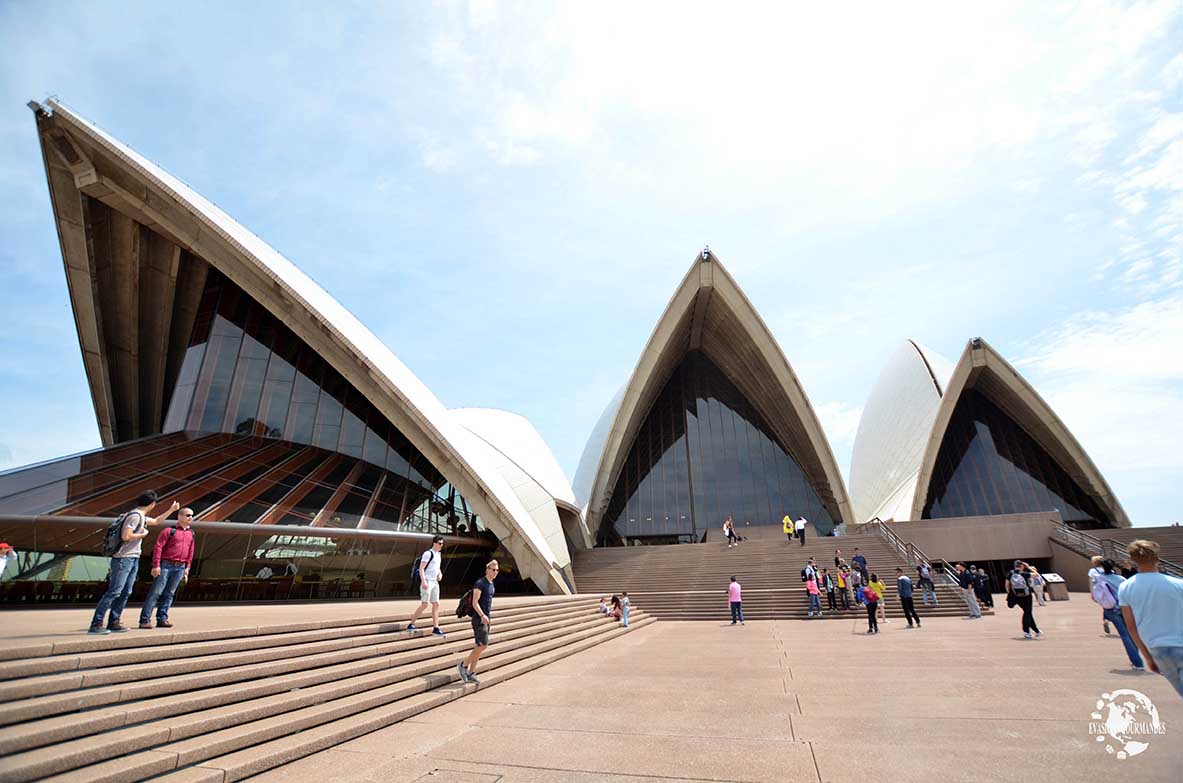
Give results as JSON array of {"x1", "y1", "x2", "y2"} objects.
[{"x1": 471, "y1": 616, "x2": 489, "y2": 646}]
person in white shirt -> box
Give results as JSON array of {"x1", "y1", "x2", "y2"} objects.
[
  {"x1": 406, "y1": 535, "x2": 446, "y2": 637},
  {"x1": 1088, "y1": 555, "x2": 1110, "y2": 635},
  {"x1": 0, "y1": 543, "x2": 15, "y2": 581},
  {"x1": 795, "y1": 517, "x2": 808, "y2": 547}
]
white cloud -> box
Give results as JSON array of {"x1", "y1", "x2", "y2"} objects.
[
  {"x1": 1018, "y1": 293, "x2": 1183, "y2": 521},
  {"x1": 815, "y1": 401, "x2": 864, "y2": 452}
]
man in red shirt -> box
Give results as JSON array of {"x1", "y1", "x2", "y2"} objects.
[{"x1": 139, "y1": 507, "x2": 196, "y2": 628}]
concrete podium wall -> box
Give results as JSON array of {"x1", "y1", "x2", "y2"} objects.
[{"x1": 886, "y1": 512, "x2": 1060, "y2": 563}]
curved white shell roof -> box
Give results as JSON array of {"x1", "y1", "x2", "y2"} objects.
[
  {"x1": 849, "y1": 340, "x2": 953, "y2": 523},
  {"x1": 578, "y1": 251, "x2": 853, "y2": 540},
  {"x1": 37, "y1": 100, "x2": 573, "y2": 591},
  {"x1": 851, "y1": 337, "x2": 1128, "y2": 527},
  {"x1": 452, "y1": 408, "x2": 577, "y2": 508}
]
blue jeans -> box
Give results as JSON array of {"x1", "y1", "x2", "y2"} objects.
[
  {"x1": 91, "y1": 556, "x2": 139, "y2": 628},
  {"x1": 621, "y1": 605, "x2": 629, "y2": 628},
  {"x1": 808, "y1": 593, "x2": 821, "y2": 613},
  {"x1": 730, "y1": 601, "x2": 744, "y2": 624},
  {"x1": 1102, "y1": 607, "x2": 1143, "y2": 668},
  {"x1": 920, "y1": 580, "x2": 939, "y2": 605},
  {"x1": 1149, "y1": 646, "x2": 1183, "y2": 697},
  {"x1": 140, "y1": 562, "x2": 186, "y2": 624}
]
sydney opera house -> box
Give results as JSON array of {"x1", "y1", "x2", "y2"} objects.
[{"x1": 0, "y1": 100, "x2": 1130, "y2": 604}]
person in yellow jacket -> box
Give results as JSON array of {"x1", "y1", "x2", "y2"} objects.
[
  {"x1": 868, "y1": 573, "x2": 891, "y2": 623},
  {"x1": 782, "y1": 515, "x2": 794, "y2": 543}
]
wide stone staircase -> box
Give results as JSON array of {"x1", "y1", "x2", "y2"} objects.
[
  {"x1": 0, "y1": 595, "x2": 652, "y2": 783},
  {"x1": 574, "y1": 530, "x2": 989, "y2": 621}
]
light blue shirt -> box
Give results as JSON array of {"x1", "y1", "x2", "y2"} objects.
[{"x1": 1118, "y1": 572, "x2": 1183, "y2": 649}]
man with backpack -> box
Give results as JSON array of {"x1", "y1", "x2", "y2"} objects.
[
  {"x1": 406, "y1": 535, "x2": 446, "y2": 637},
  {"x1": 89, "y1": 491, "x2": 179, "y2": 634},
  {"x1": 458, "y1": 559, "x2": 499, "y2": 685},
  {"x1": 139, "y1": 507, "x2": 196, "y2": 629},
  {"x1": 1006, "y1": 560, "x2": 1041, "y2": 639}
]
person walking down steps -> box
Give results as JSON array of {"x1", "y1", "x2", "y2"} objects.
[{"x1": 406, "y1": 535, "x2": 446, "y2": 637}]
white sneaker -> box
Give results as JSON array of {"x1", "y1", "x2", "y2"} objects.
[
  {"x1": 1035, "y1": 631, "x2": 1043, "y2": 638},
  {"x1": 1024, "y1": 631, "x2": 1033, "y2": 639}
]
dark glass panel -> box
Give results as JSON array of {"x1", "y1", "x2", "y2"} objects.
[
  {"x1": 284, "y1": 351, "x2": 321, "y2": 445},
  {"x1": 339, "y1": 392, "x2": 366, "y2": 459},
  {"x1": 922, "y1": 389, "x2": 1110, "y2": 525},
  {"x1": 601, "y1": 351, "x2": 835, "y2": 543}
]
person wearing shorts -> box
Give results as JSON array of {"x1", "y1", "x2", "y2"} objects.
[
  {"x1": 405, "y1": 535, "x2": 446, "y2": 637},
  {"x1": 459, "y1": 559, "x2": 499, "y2": 685}
]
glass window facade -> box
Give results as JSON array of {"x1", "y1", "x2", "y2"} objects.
[
  {"x1": 0, "y1": 432, "x2": 534, "y2": 605},
  {"x1": 601, "y1": 351, "x2": 834, "y2": 544},
  {"x1": 159, "y1": 269, "x2": 482, "y2": 534},
  {"x1": 922, "y1": 388, "x2": 1111, "y2": 527}
]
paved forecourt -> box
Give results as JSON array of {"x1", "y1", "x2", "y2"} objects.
[{"x1": 241, "y1": 593, "x2": 1182, "y2": 783}]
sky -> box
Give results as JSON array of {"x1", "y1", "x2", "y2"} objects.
[{"x1": 0, "y1": 2, "x2": 1179, "y2": 526}]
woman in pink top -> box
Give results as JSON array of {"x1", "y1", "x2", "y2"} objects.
[
  {"x1": 729, "y1": 576, "x2": 744, "y2": 625},
  {"x1": 806, "y1": 577, "x2": 822, "y2": 617}
]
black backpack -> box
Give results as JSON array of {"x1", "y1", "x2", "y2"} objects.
[
  {"x1": 99, "y1": 511, "x2": 137, "y2": 557},
  {"x1": 455, "y1": 589, "x2": 473, "y2": 618}
]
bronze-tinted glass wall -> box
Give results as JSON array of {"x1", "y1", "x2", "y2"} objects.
[
  {"x1": 160, "y1": 270, "x2": 481, "y2": 533},
  {"x1": 922, "y1": 389, "x2": 1111, "y2": 527},
  {"x1": 601, "y1": 351, "x2": 835, "y2": 544}
]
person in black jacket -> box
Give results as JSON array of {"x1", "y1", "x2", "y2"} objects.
[{"x1": 974, "y1": 566, "x2": 995, "y2": 608}]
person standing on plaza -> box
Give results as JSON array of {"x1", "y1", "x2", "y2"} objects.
[
  {"x1": 1089, "y1": 555, "x2": 1112, "y2": 635},
  {"x1": 795, "y1": 516, "x2": 808, "y2": 546},
  {"x1": 0, "y1": 543, "x2": 16, "y2": 581},
  {"x1": 1029, "y1": 567, "x2": 1046, "y2": 607},
  {"x1": 973, "y1": 566, "x2": 994, "y2": 609},
  {"x1": 955, "y1": 563, "x2": 982, "y2": 619},
  {"x1": 868, "y1": 572, "x2": 890, "y2": 624},
  {"x1": 406, "y1": 535, "x2": 447, "y2": 637},
  {"x1": 822, "y1": 568, "x2": 837, "y2": 612},
  {"x1": 458, "y1": 559, "x2": 498, "y2": 685},
  {"x1": 1006, "y1": 560, "x2": 1041, "y2": 639},
  {"x1": 916, "y1": 561, "x2": 939, "y2": 606},
  {"x1": 896, "y1": 567, "x2": 921, "y2": 628},
  {"x1": 1119, "y1": 540, "x2": 1183, "y2": 697},
  {"x1": 861, "y1": 581, "x2": 881, "y2": 634},
  {"x1": 1093, "y1": 560, "x2": 1143, "y2": 670},
  {"x1": 89, "y1": 491, "x2": 179, "y2": 634},
  {"x1": 138, "y1": 507, "x2": 196, "y2": 629},
  {"x1": 783, "y1": 515, "x2": 794, "y2": 543},
  {"x1": 729, "y1": 575, "x2": 744, "y2": 625}
]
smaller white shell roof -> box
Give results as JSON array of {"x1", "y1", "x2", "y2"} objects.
[
  {"x1": 451, "y1": 408, "x2": 577, "y2": 508},
  {"x1": 849, "y1": 340, "x2": 956, "y2": 523}
]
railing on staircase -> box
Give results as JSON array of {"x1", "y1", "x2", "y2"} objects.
[
  {"x1": 1050, "y1": 524, "x2": 1183, "y2": 578},
  {"x1": 861, "y1": 520, "x2": 961, "y2": 586}
]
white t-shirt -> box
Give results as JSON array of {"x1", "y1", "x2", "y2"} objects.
[
  {"x1": 796, "y1": 518, "x2": 808, "y2": 529},
  {"x1": 1087, "y1": 566, "x2": 1102, "y2": 586},
  {"x1": 419, "y1": 549, "x2": 442, "y2": 582}
]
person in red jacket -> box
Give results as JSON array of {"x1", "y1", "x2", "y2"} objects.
[{"x1": 139, "y1": 507, "x2": 196, "y2": 628}]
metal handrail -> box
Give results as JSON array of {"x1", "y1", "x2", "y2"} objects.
[
  {"x1": 860, "y1": 520, "x2": 961, "y2": 586},
  {"x1": 1051, "y1": 524, "x2": 1183, "y2": 578}
]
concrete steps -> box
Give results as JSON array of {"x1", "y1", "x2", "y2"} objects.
[
  {"x1": 0, "y1": 596, "x2": 653, "y2": 783},
  {"x1": 574, "y1": 533, "x2": 994, "y2": 620}
]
